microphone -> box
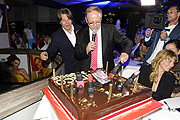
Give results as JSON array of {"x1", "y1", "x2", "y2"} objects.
[
  {"x1": 109, "y1": 62, "x2": 122, "y2": 78},
  {"x1": 88, "y1": 75, "x2": 95, "y2": 98},
  {"x1": 124, "y1": 71, "x2": 140, "y2": 86},
  {"x1": 92, "y1": 29, "x2": 97, "y2": 42}
]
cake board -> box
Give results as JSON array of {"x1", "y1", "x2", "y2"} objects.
[{"x1": 42, "y1": 87, "x2": 163, "y2": 120}]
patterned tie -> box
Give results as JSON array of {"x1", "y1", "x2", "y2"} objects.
[{"x1": 91, "y1": 34, "x2": 98, "y2": 70}]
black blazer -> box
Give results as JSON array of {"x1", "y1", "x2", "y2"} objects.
[
  {"x1": 139, "y1": 65, "x2": 175, "y2": 101},
  {"x1": 46, "y1": 24, "x2": 82, "y2": 74},
  {"x1": 75, "y1": 24, "x2": 133, "y2": 71}
]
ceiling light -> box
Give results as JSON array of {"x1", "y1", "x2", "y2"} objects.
[{"x1": 141, "y1": 0, "x2": 155, "y2": 6}]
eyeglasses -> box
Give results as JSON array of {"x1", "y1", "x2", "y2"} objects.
[{"x1": 87, "y1": 20, "x2": 101, "y2": 26}]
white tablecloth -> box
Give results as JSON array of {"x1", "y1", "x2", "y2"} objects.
[
  {"x1": 120, "y1": 58, "x2": 142, "y2": 78},
  {"x1": 34, "y1": 95, "x2": 180, "y2": 120},
  {"x1": 142, "y1": 97, "x2": 180, "y2": 120},
  {"x1": 33, "y1": 96, "x2": 59, "y2": 120}
]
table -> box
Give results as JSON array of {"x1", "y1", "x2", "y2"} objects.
[
  {"x1": 33, "y1": 95, "x2": 59, "y2": 120},
  {"x1": 34, "y1": 87, "x2": 164, "y2": 120},
  {"x1": 34, "y1": 92, "x2": 180, "y2": 120},
  {"x1": 142, "y1": 97, "x2": 180, "y2": 120}
]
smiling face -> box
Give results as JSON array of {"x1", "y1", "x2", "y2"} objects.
[
  {"x1": 11, "y1": 59, "x2": 20, "y2": 70},
  {"x1": 60, "y1": 14, "x2": 72, "y2": 32},
  {"x1": 159, "y1": 57, "x2": 176, "y2": 72},
  {"x1": 35, "y1": 58, "x2": 43, "y2": 70},
  {"x1": 85, "y1": 10, "x2": 102, "y2": 31}
]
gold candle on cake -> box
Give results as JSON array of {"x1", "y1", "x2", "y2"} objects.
[
  {"x1": 107, "y1": 83, "x2": 113, "y2": 101},
  {"x1": 106, "y1": 61, "x2": 108, "y2": 75},
  {"x1": 132, "y1": 75, "x2": 139, "y2": 93},
  {"x1": 61, "y1": 76, "x2": 64, "y2": 90},
  {"x1": 120, "y1": 66, "x2": 124, "y2": 77},
  {"x1": 71, "y1": 83, "x2": 74, "y2": 99},
  {"x1": 53, "y1": 69, "x2": 55, "y2": 80}
]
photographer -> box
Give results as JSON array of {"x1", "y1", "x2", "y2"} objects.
[{"x1": 143, "y1": 5, "x2": 180, "y2": 65}]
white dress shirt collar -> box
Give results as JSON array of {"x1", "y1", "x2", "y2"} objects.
[{"x1": 62, "y1": 25, "x2": 76, "y2": 47}]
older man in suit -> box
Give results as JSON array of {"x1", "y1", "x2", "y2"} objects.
[
  {"x1": 74, "y1": 6, "x2": 133, "y2": 71},
  {"x1": 40, "y1": 8, "x2": 82, "y2": 74}
]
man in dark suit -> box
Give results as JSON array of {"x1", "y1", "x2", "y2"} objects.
[
  {"x1": 40, "y1": 8, "x2": 82, "y2": 74},
  {"x1": 143, "y1": 5, "x2": 180, "y2": 65},
  {"x1": 74, "y1": 6, "x2": 133, "y2": 72},
  {"x1": 0, "y1": 5, "x2": 7, "y2": 32}
]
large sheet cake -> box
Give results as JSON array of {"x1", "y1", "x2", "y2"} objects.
[{"x1": 48, "y1": 70, "x2": 152, "y2": 120}]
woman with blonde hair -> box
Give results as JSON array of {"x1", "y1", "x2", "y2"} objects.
[{"x1": 138, "y1": 49, "x2": 179, "y2": 101}]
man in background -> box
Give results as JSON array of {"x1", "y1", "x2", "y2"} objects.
[
  {"x1": 143, "y1": 5, "x2": 180, "y2": 65},
  {"x1": 40, "y1": 8, "x2": 82, "y2": 74},
  {"x1": 38, "y1": 34, "x2": 51, "y2": 50},
  {"x1": 23, "y1": 23, "x2": 36, "y2": 49}
]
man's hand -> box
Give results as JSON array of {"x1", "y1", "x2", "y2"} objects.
[
  {"x1": 40, "y1": 52, "x2": 48, "y2": 60},
  {"x1": 119, "y1": 52, "x2": 129, "y2": 63},
  {"x1": 145, "y1": 28, "x2": 154, "y2": 37},
  {"x1": 160, "y1": 30, "x2": 168, "y2": 40},
  {"x1": 86, "y1": 41, "x2": 96, "y2": 54}
]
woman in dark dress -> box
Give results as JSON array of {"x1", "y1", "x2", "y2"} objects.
[{"x1": 138, "y1": 50, "x2": 179, "y2": 101}]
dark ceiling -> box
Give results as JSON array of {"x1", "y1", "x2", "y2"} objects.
[
  {"x1": 6, "y1": 0, "x2": 180, "y2": 24},
  {"x1": 6, "y1": 0, "x2": 180, "y2": 13}
]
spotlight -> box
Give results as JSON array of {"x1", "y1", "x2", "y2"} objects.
[{"x1": 141, "y1": 0, "x2": 155, "y2": 6}]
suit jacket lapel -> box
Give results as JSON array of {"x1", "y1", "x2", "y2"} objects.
[
  {"x1": 85, "y1": 27, "x2": 90, "y2": 43},
  {"x1": 101, "y1": 24, "x2": 108, "y2": 56},
  {"x1": 169, "y1": 24, "x2": 180, "y2": 38},
  {"x1": 60, "y1": 26, "x2": 75, "y2": 48}
]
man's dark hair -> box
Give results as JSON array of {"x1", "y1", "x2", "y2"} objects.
[
  {"x1": 169, "y1": 5, "x2": 180, "y2": 12},
  {"x1": 57, "y1": 8, "x2": 73, "y2": 22},
  {"x1": 164, "y1": 39, "x2": 180, "y2": 50}
]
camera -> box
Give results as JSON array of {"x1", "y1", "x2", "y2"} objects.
[{"x1": 145, "y1": 13, "x2": 166, "y2": 30}]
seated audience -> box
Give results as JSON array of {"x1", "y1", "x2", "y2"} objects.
[
  {"x1": 10, "y1": 33, "x2": 20, "y2": 49},
  {"x1": 36, "y1": 33, "x2": 43, "y2": 49},
  {"x1": 164, "y1": 40, "x2": 180, "y2": 90},
  {"x1": 131, "y1": 33, "x2": 142, "y2": 58},
  {"x1": 38, "y1": 34, "x2": 51, "y2": 50},
  {"x1": 136, "y1": 39, "x2": 149, "y2": 61},
  {"x1": 138, "y1": 49, "x2": 180, "y2": 101},
  {"x1": 16, "y1": 32, "x2": 26, "y2": 49},
  {"x1": 164, "y1": 39, "x2": 180, "y2": 60}
]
